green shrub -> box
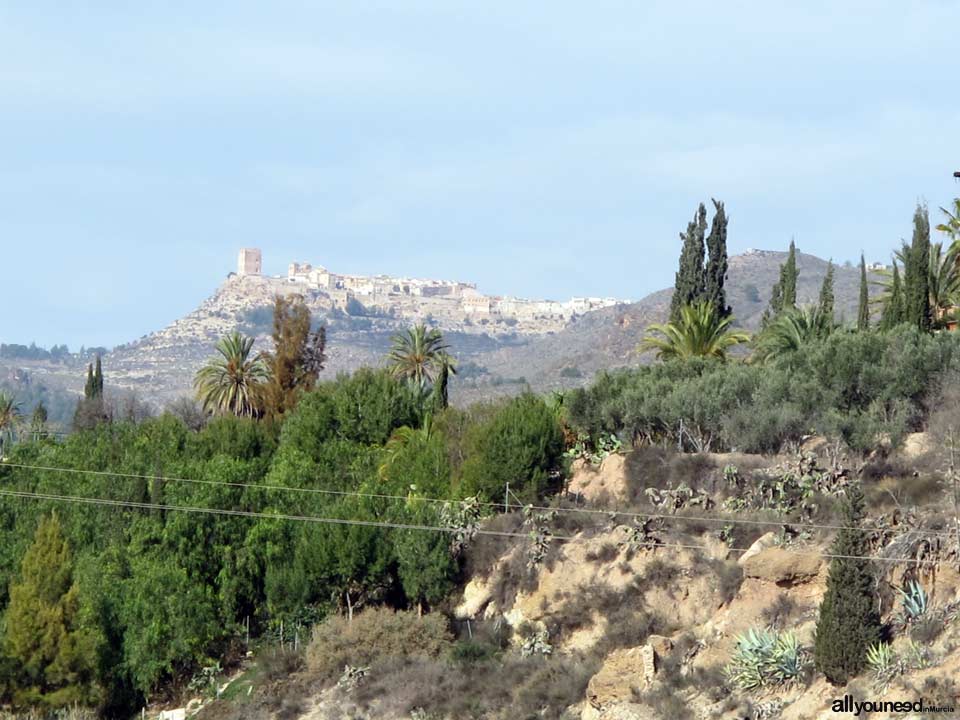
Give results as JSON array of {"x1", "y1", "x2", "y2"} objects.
[
  {"x1": 458, "y1": 393, "x2": 565, "y2": 504},
  {"x1": 565, "y1": 326, "x2": 960, "y2": 454},
  {"x1": 306, "y1": 608, "x2": 453, "y2": 683},
  {"x1": 449, "y1": 639, "x2": 499, "y2": 666}
]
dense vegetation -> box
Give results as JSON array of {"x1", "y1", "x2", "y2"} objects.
[
  {"x1": 0, "y1": 370, "x2": 566, "y2": 714},
  {"x1": 568, "y1": 324, "x2": 960, "y2": 453}
]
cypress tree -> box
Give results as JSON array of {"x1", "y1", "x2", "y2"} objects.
[
  {"x1": 704, "y1": 199, "x2": 730, "y2": 319},
  {"x1": 813, "y1": 484, "x2": 881, "y2": 685},
  {"x1": 857, "y1": 254, "x2": 870, "y2": 331},
  {"x1": 782, "y1": 240, "x2": 798, "y2": 310},
  {"x1": 880, "y1": 261, "x2": 905, "y2": 330},
  {"x1": 762, "y1": 240, "x2": 798, "y2": 325},
  {"x1": 431, "y1": 360, "x2": 451, "y2": 414},
  {"x1": 93, "y1": 355, "x2": 104, "y2": 398},
  {"x1": 670, "y1": 203, "x2": 707, "y2": 323},
  {"x1": 83, "y1": 364, "x2": 94, "y2": 400},
  {"x1": 818, "y1": 260, "x2": 835, "y2": 326},
  {"x1": 903, "y1": 205, "x2": 932, "y2": 331}
]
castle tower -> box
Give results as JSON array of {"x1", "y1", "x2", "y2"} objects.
[{"x1": 237, "y1": 248, "x2": 262, "y2": 276}]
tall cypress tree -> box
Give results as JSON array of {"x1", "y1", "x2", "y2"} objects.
[
  {"x1": 818, "y1": 260, "x2": 835, "y2": 325},
  {"x1": 762, "y1": 240, "x2": 798, "y2": 325},
  {"x1": 903, "y1": 205, "x2": 932, "y2": 331},
  {"x1": 814, "y1": 484, "x2": 881, "y2": 684},
  {"x1": 704, "y1": 199, "x2": 730, "y2": 319},
  {"x1": 782, "y1": 240, "x2": 798, "y2": 310},
  {"x1": 83, "y1": 364, "x2": 94, "y2": 400},
  {"x1": 857, "y1": 254, "x2": 870, "y2": 331},
  {"x1": 880, "y1": 261, "x2": 905, "y2": 330},
  {"x1": 670, "y1": 203, "x2": 707, "y2": 323},
  {"x1": 93, "y1": 355, "x2": 104, "y2": 398}
]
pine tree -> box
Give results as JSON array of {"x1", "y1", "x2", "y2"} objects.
[
  {"x1": 818, "y1": 260, "x2": 835, "y2": 325},
  {"x1": 857, "y1": 254, "x2": 870, "y2": 331},
  {"x1": 903, "y1": 205, "x2": 932, "y2": 331},
  {"x1": 880, "y1": 261, "x2": 905, "y2": 330},
  {"x1": 3, "y1": 514, "x2": 99, "y2": 706},
  {"x1": 670, "y1": 203, "x2": 707, "y2": 323},
  {"x1": 704, "y1": 199, "x2": 730, "y2": 319},
  {"x1": 813, "y1": 484, "x2": 881, "y2": 685}
]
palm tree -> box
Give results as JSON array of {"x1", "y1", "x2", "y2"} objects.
[
  {"x1": 0, "y1": 392, "x2": 21, "y2": 457},
  {"x1": 386, "y1": 325, "x2": 453, "y2": 388},
  {"x1": 194, "y1": 332, "x2": 269, "y2": 417},
  {"x1": 640, "y1": 301, "x2": 749, "y2": 361},
  {"x1": 937, "y1": 198, "x2": 960, "y2": 249},
  {"x1": 753, "y1": 306, "x2": 833, "y2": 364}
]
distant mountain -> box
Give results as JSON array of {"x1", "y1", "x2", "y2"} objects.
[
  {"x1": 0, "y1": 250, "x2": 884, "y2": 409},
  {"x1": 470, "y1": 250, "x2": 883, "y2": 399}
]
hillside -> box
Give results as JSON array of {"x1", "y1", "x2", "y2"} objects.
[
  {"x1": 478, "y1": 251, "x2": 882, "y2": 395},
  {"x1": 0, "y1": 249, "x2": 883, "y2": 411},
  {"x1": 184, "y1": 442, "x2": 960, "y2": 720}
]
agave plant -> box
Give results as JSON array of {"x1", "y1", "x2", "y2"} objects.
[
  {"x1": 898, "y1": 580, "x2": 928, "y2": 623},
  {"x1": 866, "y1": 642, "x2": 900, "y2": 688},
  {"x1": 725, "y1": 627, "x2": 807, "y2": 691}
]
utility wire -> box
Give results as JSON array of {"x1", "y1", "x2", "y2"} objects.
[
  {"x1": 0, "y1": 488, "x2": 943, "y2": 566},
  {"x1": 1, "y1": 460, "x2": 955, "y2": 539}
]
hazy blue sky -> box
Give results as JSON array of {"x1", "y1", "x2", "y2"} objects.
[{"x1": 2, "y1": 1, "x2": 958, "y2": 348}]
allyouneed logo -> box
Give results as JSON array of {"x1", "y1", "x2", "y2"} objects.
[{"x1": 831, "y1": 695, "x2": 956, "y2": 716}]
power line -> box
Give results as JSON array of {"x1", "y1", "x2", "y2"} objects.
[
  {"x1": 1, "y1": 460, "x2": 955, "y2": 539},
  {"x1": 0, "y1": 488, "x2": 943, "y2": 566},
  {"x1": 0, "y1": 488, "x2": 539, "y2": 539}
]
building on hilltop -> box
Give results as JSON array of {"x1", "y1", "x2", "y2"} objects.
[
  {"x1": 237, "y1": 248, "x2": 262, "y2": 276},
  {"x1": 288, "y1": 262, "x2": 313, "y2": 282}
]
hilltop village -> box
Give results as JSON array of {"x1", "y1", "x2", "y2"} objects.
[{"x1": 235, "y1": 248, "x2": 626, "y2": 334}]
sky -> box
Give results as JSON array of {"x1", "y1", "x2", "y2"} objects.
[{"x1": 1, "y1": 1, "x2": 959, "y2": 349}]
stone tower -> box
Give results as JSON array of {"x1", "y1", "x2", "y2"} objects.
[{"x1": 237, "y1": 248, "x2": 262, "y2": 276}]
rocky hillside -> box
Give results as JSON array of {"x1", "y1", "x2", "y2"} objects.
[
  {"x1": 181, "y1": 438, "x2": 960, "y2": 720},
  {"x1": 0, "y1": 250, "x2": 884, "y2": 409}
]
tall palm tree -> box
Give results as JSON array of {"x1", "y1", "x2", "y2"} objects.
[
  {"x1": 194, "y1": 332, "x2": 270, "y2": 417},
  {"x1": 386, "y1": 325, "x2": 452, "y2": 388},
  {"x1": 753, "y1": 306, "x2": 833, "y2": 364},
  {"x1": 0, "y1": 392, "x2": 21, "y2": 457},
  {"x1": 640, "y1": 301, "x2": 749, "y2": 361}
]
